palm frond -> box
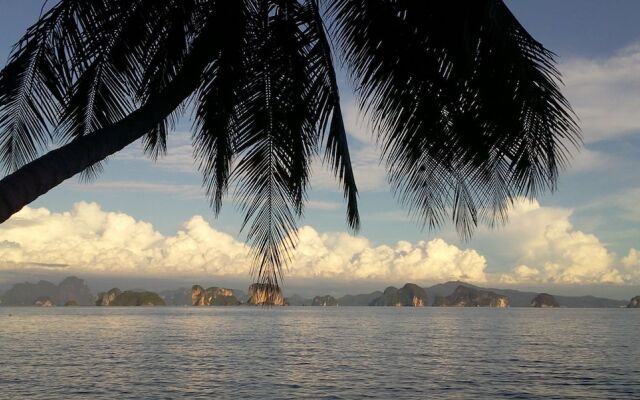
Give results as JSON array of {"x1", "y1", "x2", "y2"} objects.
[
  {"x1": 58, "y1": 0, "x2": 201, "y2": 176},
  {"x1": 193, "y1": 0, "x2": 248, "y2": 214},
  {"x1": 138, "y1": 0, "x2": 204, "y2": 159},
  {"x1": 231, "y1": 0, "x2": 320, "y2": 294},
  {"x1": 305, "y1": 0, "x2": 359, "y2": 231},
  {"x1": 0, "y1": 0, "x2": 581, "y2": 296},
  {"x1": 191, "y1": 0, "x2": 360, "y2": 295},
  {"x1": 330, "y1": 0, "x2": 579, "y2": 239},
  {"x1": 0, "y1": 0, "x2": 81, "y2": 171},
  {"x1": 0, "y1": 0, "x2": 203, "y2": 175}
]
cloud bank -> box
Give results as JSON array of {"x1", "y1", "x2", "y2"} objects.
[
  {"x1": 0, "y1": 202, "x2": 487, "y2": 283},
  {"x1": 489, "y1": 200, "x2": 635, "y2": 285},
  {"x1": 0, "y1": 201, "x2": 637, "y2": 288}
]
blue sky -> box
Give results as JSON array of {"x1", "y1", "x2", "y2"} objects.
[{"x1": 0, "y1": 0, "x2": 639, "y2": 297}]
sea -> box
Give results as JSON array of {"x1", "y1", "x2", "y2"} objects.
[{"x1": 0, "y1": 307, "x2": 638, "y2": 399}]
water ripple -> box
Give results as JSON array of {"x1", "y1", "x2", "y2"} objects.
[{"x1": 0, "y1": 307, "x2": 639, "y2": 399}]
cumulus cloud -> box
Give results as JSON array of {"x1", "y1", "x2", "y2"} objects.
[
  {"x1": 292, "y1": 227, "x2": 487, "y2": 282},
  {"x1": 0, "y1": 202, "x2": 487, "y2": 284},
  {"x1": 621, "y1": 249, "x2": 640, "y2": 281},
  {"x1": 622, "y1": 249, "x2": 640, "y2": 268},
  {"x1": 0, "y1": 203, "x2": 249, "y2": 277},
  {"x1": 495, "y1": 199, "x2": 626, "y2": 284},
  {"x1": 2, "y1": 201, "x2": 637, "y2": 287}
]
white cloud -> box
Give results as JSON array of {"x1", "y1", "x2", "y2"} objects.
[
  {"x1": 2, "y1": 201, "x2": 638, "y2": 287},
  {"x1": 561, "y1": 43, "x2": 640, "y2": 143},
  {"x1": 0, "y1": 202, "x2": 488, "y2": 284},
  {"x1": 292, "y1": 227, "x2": 488, "y2": 282},
  {"x1": 0, "y1": 203, "x2": 250, "y2": 277},
  {"x1": 622, "y1": 249, "x2": 640, "y2": 268},
  {"x1": 621, "y1": 249, "x2": 640, "y2": 282},
  {"x1": 493, "y1": 199, "x2": 625, "y2": 284}
]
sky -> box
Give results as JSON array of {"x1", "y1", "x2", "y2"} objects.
[{"x1": 0, "y1": 0, "x2": 638, "y2": 298}]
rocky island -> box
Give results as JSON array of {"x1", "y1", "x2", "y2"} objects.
[
  {"x1": 433, "y1": 285, "x2": 509, "y2": 307},
  {"x1": 312, "y1": 295, "x2": 338, "y2": 306},
  {"x1": 531, "y1": 293, "x2": 559, "y2": 308},
  {"x1": 370, "y1": 283, "x2": 427, "y2": 306},
  {"x1": 0, "y1": 276, "x2": 633, "y2": 308},
  {"x1": 34, "y1": 297, "x2": 54, "y2": 307},
  {"x1": 96, "y1": 288, "x2": 165, "y2": 306},
  {"x1": 247, "y1": 283, "x2": 285, "y2": 305},
  {"x1": 96, "y1": 288, "x2": 122, "y2": 306},
  {"x1": 191, "y1": 285, "x2": 240, "y2": 306}
]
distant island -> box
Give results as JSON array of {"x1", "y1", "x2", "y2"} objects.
[
  {"x1": 312, "y1": 295, "x2": 338, "y2": 306},
  {"x1": 433, "y1": 286, "x2": 509, "y2": 307},
  {"x1": 531, "y1": 293, "x2": 559, "y2": 308},
  {"x1": 0, "y1": 276, "x2": 638, "y2": 309},
  {"x1": 370, "y1": 283, "x2": 428, "y2": 306},
  {"x1": 0, "y1": 276, "x2": 93, "y2": 306},
  {"x1": 191, "y1": 285, "x2": 240, "y2": 306},
  {"x1": 96, "y1": 288, "x2": 166, "y2": 306}
]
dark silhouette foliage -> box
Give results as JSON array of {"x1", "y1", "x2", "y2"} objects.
[{"x1": 0, "y1": 0, "x2": 579, "y2": 295}]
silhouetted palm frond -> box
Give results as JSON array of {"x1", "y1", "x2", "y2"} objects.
[
  {"x1": 193, "y1": 0, "x2": 249, "y2": 215},
  {"x1": 305, "y1": 0, "x2": 359, "y2": 230},
  {"x1": 230, "y1": 0, "x2": 321, "y2": 289},
  {"x1": 330, "y1": 0, "x2": 579, "y2": 239},
  {"x1": 0, "y1": 0, "x2": 580, "y2": 295},
  {"x1": 0, "y1": 0, "x2": 82, "y2": 171}
]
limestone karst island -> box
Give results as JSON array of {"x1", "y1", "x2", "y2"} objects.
[{"x1": 0, "y1": 277, "x2": 637, "y2": 309}]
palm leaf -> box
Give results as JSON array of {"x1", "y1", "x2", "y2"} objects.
[
  {"x1": 0, "y1": 0, "x2": 82, "y2": 171},
  {"x1": 193, "y1": 0, "x2": 248, "y2": 214},
  {"x1": 231, "y1": 0, "x2": 320, "y2": 294},
  {"x1": 0, "y1": 0, "x2": 581, "y2": 297},
  {"x1": 305, "y1": 0, "x2": 360, "y2": 231},
  {"x1": 330, "y1": 0, "x2": 579, "y2": 239}
]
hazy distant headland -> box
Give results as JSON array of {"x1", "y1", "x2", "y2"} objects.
[
  {"x1": 0, "y1": 276, "x2": 94, "y2": 306},
  {"x1": 0, "y1": 276, "x2": 636, "y2": 308}
]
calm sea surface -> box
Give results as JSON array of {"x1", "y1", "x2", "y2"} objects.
[{"x1": 0, "y1": 307, "x2": 638, "y2": 399}]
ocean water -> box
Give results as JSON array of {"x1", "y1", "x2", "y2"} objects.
[{"x1": 0, "y1": 307, "x2": 638, "y2": 399}]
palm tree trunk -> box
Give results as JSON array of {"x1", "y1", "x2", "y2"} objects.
[{"x1": 0, "y1": 34, "x2": 213, "y2": 223}]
